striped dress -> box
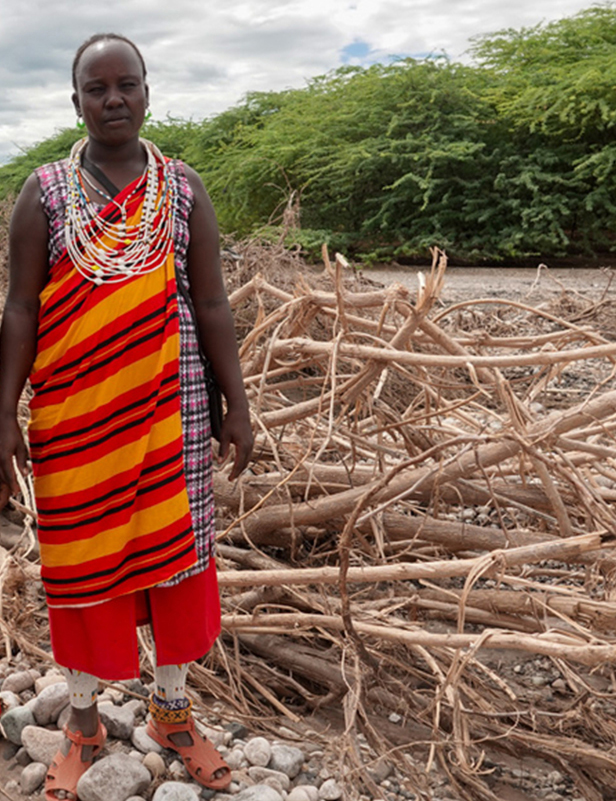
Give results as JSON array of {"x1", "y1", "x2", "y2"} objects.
[{"x1": 30, "y1": 156, "x2": 220, "y2": 676}]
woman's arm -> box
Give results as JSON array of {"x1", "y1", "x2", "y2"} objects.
[
  {"x1": 183, "y1": 165, "x2": 253, "y2": 480},
  {"x1": 0, "y1": 173, "x2": 49, "y2": 492}
]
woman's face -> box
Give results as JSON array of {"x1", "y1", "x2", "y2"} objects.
[{"x1": 72, "y1": 40, "x2": 149, "y2": 147}]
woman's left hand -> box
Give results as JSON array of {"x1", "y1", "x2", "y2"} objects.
[{"x1": 217, "y1": 407, "x2": 254, "y2": 480}]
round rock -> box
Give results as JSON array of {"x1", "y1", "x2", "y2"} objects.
[
  {"x1": 235, "y1": 787, "x2": 284, "y2": 801},
  {"x1": 319, "y1": 779, "x2": 343, "y2": 800},
  {"x1": 288, "y1": 788, "x2": 319, "y2": 801},
  {"x1": 142, "y1": 751, "x2": 165, "y2": 778},
  {"x1": 152, "y1": 782, "x2": 200, "y2": 800},
  {"x1": 2, "y1": 669, "x2": 36, "y2": 694},
  {"x1": 131, "y1": 724, "x2": 164, "y2": 754},
  {"x1": 20, "y1": 761, "x2": 47, "y2": 795},
  {"x1": 248, "y1": 766, "x2": 290, "y2": 790},
  {"x1": 269, "y1": 744, "x2": 305, "y2": 778},
  {"x1": 244, "y1": 736, "x2": 272, "y2": 767},
  {"x1": 1, "y1": 704, "x2": 36, "y2": 745},
  {"x1": 21, "y1": 725, "x2": 65, "y2": 766},
  {"x1": 76, "y1": 753, "x2": 151, "y2": 801},
  {"x1": 99, "y1": 701, "x2": 135, "y2": 740},
  {"x1": 33, "y1": 681, "x2": 70, "y2": 725}
]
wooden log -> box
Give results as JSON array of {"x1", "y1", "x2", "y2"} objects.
[
  {"x1": 224, "y1": 612, "x2": 616, "y2": 666},
  {"x1": 270, "y1": 337, "x2": 616, "y2": 370},
  {"x1": 217, "y1": 530, "x2": 612, "y2": 589}
]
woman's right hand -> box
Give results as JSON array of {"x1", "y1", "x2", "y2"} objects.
[{"x1": 0, "y1": 414, "x2": 29, "y2": 495}]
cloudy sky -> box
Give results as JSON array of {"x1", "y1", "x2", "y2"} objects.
[{"x1": 0, "y1": 0, "x2": 599, "y2": 163}]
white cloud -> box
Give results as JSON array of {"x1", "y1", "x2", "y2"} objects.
[{"x1": 0, "y1": 0, "x2": 598, "y2": 163}]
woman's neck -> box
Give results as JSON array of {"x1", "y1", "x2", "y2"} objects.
[{"x1": 84, "y1": 136, "x2": 146, "y2": 171}]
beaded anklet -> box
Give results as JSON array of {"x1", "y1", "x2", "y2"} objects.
[{"x1": 149, "y1": 693, "x2": 193, "y2": 724}]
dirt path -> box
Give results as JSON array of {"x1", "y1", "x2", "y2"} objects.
[{"x1": 364, "y1": 264, "x2": 615, "y2": 304}]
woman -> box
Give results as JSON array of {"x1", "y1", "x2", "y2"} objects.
[{"x1": 0, "y1": 33, "x2": 253, "y2": 799}]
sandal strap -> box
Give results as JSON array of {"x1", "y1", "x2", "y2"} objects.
[{"x1": 63, "y1": 722, "x2": 107, "y2": 748}]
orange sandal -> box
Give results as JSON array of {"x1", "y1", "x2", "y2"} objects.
[
  {"x1": 45, "y1": 722, "x2": 107, "y2": 801},
  {"x1": 146, "y1": 716, "x2": 231, "y2": 790}
]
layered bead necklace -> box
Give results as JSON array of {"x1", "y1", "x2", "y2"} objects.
[{"x1": 65, "y1": 137, "x2": 175, "y2": 285}]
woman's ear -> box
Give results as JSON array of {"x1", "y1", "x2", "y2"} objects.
[{"x1": 72, "y1": 92, "x2": 81, "y2": 117}]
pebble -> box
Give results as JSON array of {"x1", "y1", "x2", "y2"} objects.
[
  {"x1": 143, "y1": 751, "x2": 166, "y2": 777},
  {"x1": 15, "y1": 746, "x2": 31, "y2": 766},
  {"x1": 288, "y1": 788, "x2": 320, "y2": 801},
  {"x1": 32, "y1": 681, "x2": 70, "y2": 725},
  {"x1": 2, "y1": 669, "x2": 37, "y2": 694},
  {"x1": 132, "y1": 724, "x2": 164, "y2": 754},
  {"x1": 124, "y1": 698, "x2": 147, "y2": 718},
  {"x1": 21, "y1": 724, "x2": 65, "y2": 766},
  {"x1": 34, "y1": 671, "x2": 66, "y2": 694},
  {"x1": 19, "y1": 760, "x2": 47, "y2": 794},
  {"x1": 319, "y1": 779, "x2": 343, "y2": 800},
  {"x1": 99, "y1": 700, "x2": 135, "y2": 739},
  {"x1": 0, "y1": 703, "x2": 36, "y2": 744},
  {"x1": 226, "y1": 748, "x2": 247, "y2": 770},
  {"x1": 77, "y1": 753, "x2": 151, "y2": 801},
  {"x1": 235, "y1": 786, "x2": 284, "y2": 801},
  {"x1": 248, "y1": 767, "x2": 291, "y2": 790},
  {"x1": 269, "y1": 744, "x2": 305, "y2": 778},
  {"x1": 169, "y1": 758, "x2": 188, "y2": 780},
  {"x1": 152, "y1": 781, "x2": 200, "y2": 800},
  {"x1": 245, "y1": 736, "x2": 273, "y2": 767},
  {"x1": 0, "y1": 690, "x2": 22, "y2": 712}
]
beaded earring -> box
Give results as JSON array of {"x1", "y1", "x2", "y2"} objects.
[
  {"x1": 144, "y1": 110, "x2": 152, "y2": 123},
  {"x1": 76, "y1": 116, "x2": 86, "y2": 130}
]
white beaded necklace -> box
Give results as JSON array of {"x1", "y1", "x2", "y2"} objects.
[{"x1": 65, "y1": 137, "x2": 175, "y2": 285}]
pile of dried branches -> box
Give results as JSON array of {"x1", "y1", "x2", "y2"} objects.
[
  {"x1": 3, "y1": 240, "x2": 616, "y2": 799},
  {"x1": 211, "y1": 245, "x2": 616, "y2": 800}
]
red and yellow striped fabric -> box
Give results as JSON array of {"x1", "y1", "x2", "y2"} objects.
[{"x1": 29, "y1": 170, "x2": 197, "y2": 608}]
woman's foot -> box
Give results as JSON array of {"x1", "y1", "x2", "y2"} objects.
[
  {"x1": 146, "y1": 715, "x2": 231, "y2": 788},
  {"x1": 45, "y1": 705, "x2": 106, "y2": 800}
]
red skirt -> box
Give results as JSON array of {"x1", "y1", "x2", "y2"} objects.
[{"x1": 48, "y1": 560, "x2": 221, "y2": 680}]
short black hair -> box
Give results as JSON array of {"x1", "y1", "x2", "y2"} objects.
[{"x1": 72, "y1": 33, "x2": 147, "y2": 90}]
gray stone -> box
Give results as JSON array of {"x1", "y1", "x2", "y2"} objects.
[
  {"x1": 152, "y1": 782, "x2": 200, "y2": 800},
  {"x1": 32, "y1": 681, "x2": 70, "y2": 725},
  {"x1": 2, "y1": 742, "x2": 19, "y2": 760},
  {"x1": 77, "y1": 753, "x2": 151, "y2": 801},
  {"x1": 19, "y1": 761, "x2": 47, "y2": 795},
  {"x1": 125, "y1": 798, "x2": 147, "y2": 801},
  {"x1": 0, "y1": 703, "x2": 36, "y2": 744},
  {"x1": 195, "y1": 720, "x2": 231, "y2": 748},
  {"x1": 0, "y1": 690, "x2": 21, "y2": 712},
  {"x1": 269, "y1": 744, "x2": 305, "y2": 779},
  {"x1": 131, "y1": 724, "x2": 164, "y2": 754},
  {"x1": 2, "y1": 669, "x2": 36, "y2": 694},
  {"x1": 247, "y1": 767, "x2": 290, "y2": 790},
  {"x1": 244, "y1": 737, "x2": 272, "y2": 768},
  {"x1": 168, "y1": 759, "x2": 188, "y2": 780},
  {"x1": 15, "y1": 746, "x2": 31, "y2": 766},
  {"x1": 57, "y1": 703, "x2": 71, "y2": 731},
  {"x1": 235, "y1": 786, "x2": 284, "y2": 801},
  {"x1": 21, "y1": 725, "x2": 65, "y2": 767},
  {"x1": 34, "y1": 672, "x2": 66, "y2": 695},
  {"x1": 123, "y1": 698, "x2": 147, "y2": 718},
  {"x1": 225, "y1": 748, "x2": 246, "y2": 770},
  {"x1": 99, "y1": 701, "x2": 135, "y2": 740},
  {"x1": 288, "y1": 789, "x2": 319, "y2": 801},
  {"x1": 319, "y1": 779, "x2": 343, "y2": 800}
]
